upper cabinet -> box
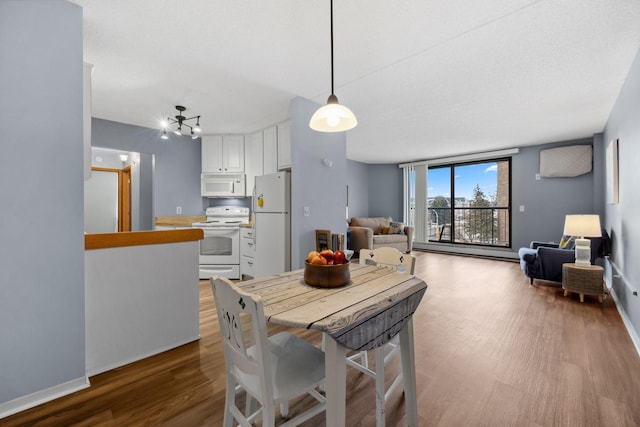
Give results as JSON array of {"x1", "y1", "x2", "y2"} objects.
[
  {"x1": 245, "y1": 130, "x2": 264, "y2": 196},
  {"x1": 202, "y1": 135, "x2": 245, "y2": 174},
  {"x1": 277, "y1": 121, "x2": 291, "y2": 170},
  {"x1": 263, "y1": 126, "x2": 278, "y2": 175}
]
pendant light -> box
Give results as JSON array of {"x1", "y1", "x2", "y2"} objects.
[{"x1": 309, "y1": 0, "x2": 357, "y2": 132}]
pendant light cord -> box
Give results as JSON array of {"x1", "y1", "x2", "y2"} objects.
[{"x1": 330, "y1": 0, "x2": 334, "y2": 95}]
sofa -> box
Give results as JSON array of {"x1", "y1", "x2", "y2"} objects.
[
  {"x1": 518, "y1": 228, "x2": 610, "y2": 284},
  {"x1": 348, "y1": 217, "x2": 414, "y2": 254}
]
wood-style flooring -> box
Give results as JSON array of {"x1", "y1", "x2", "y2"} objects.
[{"x1": 4, "y1": 252, "x2": 640, "y2": 426}]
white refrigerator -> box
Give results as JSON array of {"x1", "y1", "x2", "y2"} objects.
[{"x1": 253, "y1": 172, "x2": 291, "y2": 278}]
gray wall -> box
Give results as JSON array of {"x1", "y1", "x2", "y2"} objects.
[
  {"x1": 92, "y1": 118, "x2": 204, "y2": 219},
  {"x1": 345, "y1": 161, "x2": 403, "y2": 222},
  {"x1": 346, "y1": 160, "x2": 369, "y2": 219},
  {"x1": 0, "y1": 0, "x2": 86, "y2": 404},
  {"x1": 511, "y1": 137, "x2": 603, "y2": 250},
  {"x1": 367, "y1": 164, "x2": 404, "y2": 221},
  {"x1": 347, "y1": 138, "x2": 604, "y2": 253},
  {"x1": 603, "y1": 46, "x2": 640, "y2": 338},
  {"x1": 290, "y1": 97, "x2": 348, "y2": 269}
]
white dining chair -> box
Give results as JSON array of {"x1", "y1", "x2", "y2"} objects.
[
  {"x1": 211, "y1": 276, "x2": 326, "y2": 427},
  {"x1": 351, "y1": 247, "x2": 416, "y2": 427}
]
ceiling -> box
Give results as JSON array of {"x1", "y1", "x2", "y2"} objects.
[{"x1": 70, "y1": 0, "x2": 640, "y2": 164}]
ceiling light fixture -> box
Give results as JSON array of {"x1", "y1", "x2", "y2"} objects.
[
  {"x1": 161, "y1": 105, "x2": 202, "y2": 140},
  {"x1": 309, "y1": 0, "x2": 357, "y2": 133}
]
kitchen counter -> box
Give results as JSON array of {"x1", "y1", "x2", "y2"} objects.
[
  {"x1": 155, "y1": 215, "x2": 205, "y2": 227},
  {"x1": 85, "y1": 228, "x2": 203, "y2": 250}
]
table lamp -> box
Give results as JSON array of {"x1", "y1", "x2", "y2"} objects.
[{"x1": 563, "y1": 214, "x2": 601, "y2": 267}]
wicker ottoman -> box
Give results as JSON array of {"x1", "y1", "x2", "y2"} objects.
[{"x1": 562, "y1": 263, "x2": 605, "y2": 303}]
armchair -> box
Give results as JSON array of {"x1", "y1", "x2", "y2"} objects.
[{"x1": 518, "y1": 228, "x2": 610, "y2": 284}]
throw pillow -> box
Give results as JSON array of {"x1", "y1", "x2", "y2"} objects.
[
  {"x1": 559, "y1": 235, "x2": 576, "y2": 249},
  {"x1": 388, "y1": 221, "x2": 405, "y2": 235}
]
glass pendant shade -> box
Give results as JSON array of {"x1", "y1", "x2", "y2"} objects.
[{"x1": 309, "y1": 94, "x2": 357, "y2": 132}]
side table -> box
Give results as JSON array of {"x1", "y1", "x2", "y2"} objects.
[{"x1": 562, "y1": 263, "x2": 605, "y2": 303}]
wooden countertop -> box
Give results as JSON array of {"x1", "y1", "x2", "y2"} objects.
[
  {"x1": 85, "y1": 229, "x2": 204, "y2": 250},
  {"x1": 155, "y1": 216, "x2": 206, "y2": 227}
]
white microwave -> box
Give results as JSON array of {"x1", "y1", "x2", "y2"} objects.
[{"x1": 201, "y1": 174, "x2": 246, "y2": 197}]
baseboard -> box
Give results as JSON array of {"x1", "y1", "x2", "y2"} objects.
[
  {"x1": 413, "y1": 243, "x2": 519, "y2": 261},
  {"x1": 0, "y1": 376, "x2": 89, "y2": 420},
  {"x1": 610, "y1": 287, "x2": 640, "y2": 358}
]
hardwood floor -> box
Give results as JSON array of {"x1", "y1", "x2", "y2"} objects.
[{"x1": 4, "y1": 252, "x2": 640, "y2": 426}]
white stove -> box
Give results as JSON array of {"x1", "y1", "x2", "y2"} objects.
[
  {"x1": 192, "y1": 206, "x2": 250, "y2": 228},
  {"x1": 192, "y1": 206, "x2": 250, "y2": 279}
]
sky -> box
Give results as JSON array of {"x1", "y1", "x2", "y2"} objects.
[{"x1": 427, "y1": 162, "x2": 498, "y2": 200}]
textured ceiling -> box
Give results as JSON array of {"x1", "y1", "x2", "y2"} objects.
[{"x1": 70, "y1": 0, "x2": 640, "y2": 164}]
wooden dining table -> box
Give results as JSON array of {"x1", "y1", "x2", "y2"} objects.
[{"x1": 237, "y1": 262, "x2": 428, "y2": 427}]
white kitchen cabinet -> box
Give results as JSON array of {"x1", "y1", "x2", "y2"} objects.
[
  {"x1": 240, "y1": 227, "x2": 255, "y2": 279},
  {"x1": 202, "y1": 135, "x2": 245, "y2": 173},
  {"x1": 245, "y1": 130, "x2": 263, "y2": 196},
  {"x1": 263, "y1": 125, "x2": 278, "y2": 175},
  {"x1": 277, "y1": 121, "x2": 291, "y2": 170}
]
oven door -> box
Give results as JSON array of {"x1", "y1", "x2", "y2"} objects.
[{"x1": 199, "y1": 227, "x2": 240, "y2": 265}]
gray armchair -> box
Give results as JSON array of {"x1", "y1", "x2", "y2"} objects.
[{"x1": 518, "y1": 228, "x2": 610, "y2": 284}]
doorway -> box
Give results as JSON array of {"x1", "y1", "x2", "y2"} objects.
[{"x1": 85, "y1": 166, "x2": 131, "y2": 233}]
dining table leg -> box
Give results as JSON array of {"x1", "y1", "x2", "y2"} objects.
[
  {"x1": 323, "y1": 332, "x2": 347, "y2": 427},
  {"x1": 399, "y1": 318, "x2": 418, "y2": 426}
]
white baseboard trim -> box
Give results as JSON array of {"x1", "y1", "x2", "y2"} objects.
[
  {"x1": 610, "y1": 287, "x2": 640, "y2": 358},
  {"x1": 0, "y1": 376, "x2": 89, "y2": 420}
]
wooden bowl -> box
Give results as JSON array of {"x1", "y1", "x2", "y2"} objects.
[{"x1": 303, "y1": 260, "x2": 351, "y2": 288}]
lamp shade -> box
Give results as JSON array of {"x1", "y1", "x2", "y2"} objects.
[
  {"x1": 309, "y1": 95, "x2": 357, "y2": 132},
  {"x1": 563, "y1": 214, "x2": 601, "y2": 237}
]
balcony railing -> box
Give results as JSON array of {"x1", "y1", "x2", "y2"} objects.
[{"x1": 426, "y1": 207, "x2": 510, "y2": 247}]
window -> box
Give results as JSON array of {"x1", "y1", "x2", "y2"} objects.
[{"x1": 427, "y1": 159, "x2": 511, "y2": 247}]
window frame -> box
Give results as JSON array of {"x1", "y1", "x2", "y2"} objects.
[{"x1": 427, "y1": 157, "x2": 512, "y2": 248}]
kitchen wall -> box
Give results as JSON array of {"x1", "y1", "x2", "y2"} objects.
[
  {"x1": 603, "y1": 45, "x2": 640, "y2": 345},
  {"x1": 91, "y1": 118, "x2": 203, "y2": 221},
  {"x1": 0, "y1": 0, "x2": 86, "y2": 411}
]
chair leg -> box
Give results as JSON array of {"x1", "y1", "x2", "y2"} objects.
[
  {"x1": 223, "y1": 377, "x2": 237, "y2": 427},
  {"x1": 280, "y1": 401, "x2": 289, "y2": 418},
  {"x1": 375, "y1": 347, "x2": 386, "y2": 427},
  {"x1": 360, "y1": 350, "x2": 369, "y2": 369}
]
